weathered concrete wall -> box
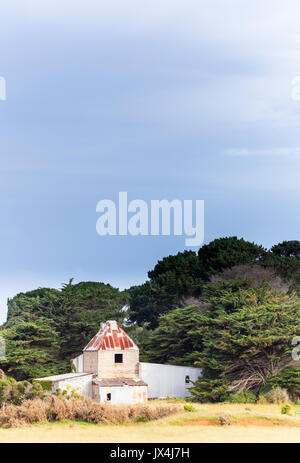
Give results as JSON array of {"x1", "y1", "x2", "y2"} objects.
[
  {"x1": 74, "y1": 351, "x2": 140, "y2": 379},
  {"x1": 140, "y1": 362, "x2": 201, "y2": 398},
  {"x1": 83, "y1": 351, "x2": 98, "y2": 374},
  {"x1": 132, "y1": 385, "x2": 147, "y2": 403},
  {"x1": 97, "y1": 385, "x2": 147, "y2": 404},
  {"x1": 52, "y1": 374, "x2": 94, "y2": 398},
  {"x1": 98, "y1": 350, "x2": 139, "y2": 379}
]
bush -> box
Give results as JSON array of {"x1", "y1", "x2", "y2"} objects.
[
  {"x1": 218, "y1": 414, "x2": 231, "y2": 426},
  {"x1": 189, "y1": 378, "x2": 229, "y2": 403},
  {"x1": 184, "y1": 404, "x2": 196, "y2": 412},
  {"x1": 135, "y1": 415, "x2": 149, "y2": 423},
  {"x1": 257, "y1": 394, "x2": 269, "y2": 404},
  {"x1": 281, "y1": 403, "x2": 291, "y2": 415},
  {"x1": 0, "y1": 372, "x2": 45, "y2": 406},
  {"x1": 265, "y1": 367, "x2": 300, "y2": 402},
  {"x1": 0, "y1": 396, "x2": 180, "y2": 428},
  {"x1": 265, "y1": 387, "x2": 290, "y2": 404},
  {"x1": 228, "y1": 390, "x2": 257, "y2": 404},
  {"x1": 32, "y1": 380, "x2": 53, "y2": 392}
]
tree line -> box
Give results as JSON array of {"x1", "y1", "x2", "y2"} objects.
[{"x1": 1, "y1": 237, "x2": 300, "y2": 401}]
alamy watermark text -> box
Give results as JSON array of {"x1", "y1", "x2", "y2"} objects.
[
  {"x1": 96, "y1": 193, "x2": 204, "y2": 247},
  {"x1": 0, "y1": 76, "x2": 6, "y2": 101}
]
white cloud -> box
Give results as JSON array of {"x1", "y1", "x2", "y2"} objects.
[{"x1": 225, "y1": 147, "x2": 300, "y2": 157}]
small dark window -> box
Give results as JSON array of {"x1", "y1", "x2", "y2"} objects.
[
  {"x1": 185, "y1": 375, "x2": 190, "y2": 384},
  {"x1": 107, "y1": 393, "x2": 111, "y2": 401},
  {"x1": 115, "y1": 353, "x2": 123, "y2": 363}
]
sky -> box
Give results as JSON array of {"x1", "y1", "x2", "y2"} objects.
[{"x1": 1, "y1": 0, "x2": 300, "y2": 323}]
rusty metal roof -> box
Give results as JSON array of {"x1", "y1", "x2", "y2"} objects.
[{"x1": 83, "y1": 320, "x2": 138, "y2": 352}]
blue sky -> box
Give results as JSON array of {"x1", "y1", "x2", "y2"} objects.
[{"x1": 1, "y1": 0, "x2": 300, "y2": 323}]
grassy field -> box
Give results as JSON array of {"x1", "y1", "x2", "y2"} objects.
[{"x1": 1, "y1": 402, "x2": 300, "y2": 443}]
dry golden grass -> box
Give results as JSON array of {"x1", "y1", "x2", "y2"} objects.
[
  {"x1": 1, "y1": 402, "x2": 300, "y2": 443},
  {"x1": 0, "y1": 396, "x2": 179, "y2": 428}
]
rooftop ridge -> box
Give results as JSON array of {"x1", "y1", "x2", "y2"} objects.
[{"x1": 83, "y1": 320, "x2": 138, "y2": 352}]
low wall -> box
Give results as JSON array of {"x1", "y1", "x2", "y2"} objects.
[{"x1": 52, "y1": 374, "x2": 94, "y2": 398}]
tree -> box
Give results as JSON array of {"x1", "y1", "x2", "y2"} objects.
[
  {"x1": 1, "y1": 280, "x2": 128, "y2": 380},
  {"x1": 190, "y1": 281, "x2": 300, "y2": 400},
  {"x1": 271, "y1": 240, "x2": 300, "y2": 258},
  {"x1": 129, "y1": 270, "x2": 202, "y2": 329},
  {"x1": 129, "y1": 238, "x2": 267, "y2": 327},
  {"x1": 6, "y1": 288, "x2": 62, "y2": 325},
  {"x1": 265, "y1": 367, "x2": 300, "y2": 401},
  {"x1": 129, "y1": 251, "x2": 204, "y2": 328},
  {"x1": 58, "y1": 280, "x2": 128, "y2": 358},
  {"x1": 148, "y1": 250, "x2": 201, "y2": 282},
  {"x1": 197, "y1": 236, "x2": 266, "y2": 279},
  {"x1": 144, "y1": 306, "x2": 205, "y2": 366},
  {"x1": 0, "y1": 318, "x2": 63, "y2": 380}
]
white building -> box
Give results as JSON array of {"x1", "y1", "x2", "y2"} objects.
[{"x1": 37, "y1": 320, "x2": 201, "y2": 404}]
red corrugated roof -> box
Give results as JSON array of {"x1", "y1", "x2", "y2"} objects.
[{"x1": 83, "y1": 320, "x2": 138, "y2": 351}]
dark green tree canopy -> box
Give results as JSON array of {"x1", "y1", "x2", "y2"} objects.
[
  {"x1": 1, "y1": 280, "x2": 128, "y2": 380},
  {"x1": 271, "y1": 240, "x2": 300, "y2": 258},
  {"x1": 189, "y1": 281, "x2": 300, "y2": 400},
  {"x1": 197, "y1": 236, "x2": 266, "y2": 278},
  {"x1": 129, "y1": 237, "x2": 267, "y2": 327}
]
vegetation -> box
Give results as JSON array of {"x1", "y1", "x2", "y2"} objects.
[
  {"x1": 183, "y1": 404, "x2": 195, "y2": 412},
  {"x1": 0, "y1": 369, "x2": 45, "y2": 405},
  {"x1": 0, "y1": 280, "x2": 128, "y2": 380},
  {"x1": 1, "y1": 236, "x2": 300, "y2": 403},
  {"x1": 189, "y1": 282, "x2": 300, "y2": 400},
  {"x1": 281, "y1": 403, "x2": 291, "y2": 415},
  {"x1": 0, "y1": 396, "x2": 179, "y2": 428},
  {"x1": 2, "y1": 402, "x2": 300, "y2": 443},
  {"x1": 129, "y1": 237, "x2": 266, "y2": 328}
]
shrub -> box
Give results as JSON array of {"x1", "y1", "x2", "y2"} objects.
[
  {"x1": 265, "y1": 367, "x2": 300, "y2": 402},
  {"x1": 32, "y1": 380, "x2": 53, "y2": 392},
  {"x1": 218, "y1": 414, "x2": 231, "y2": 426},
  {"x1": 189, "y1": 378, "x2": 229, "y2": 403},
  {"x1": 265, "y1": 387, "x2": 290, "y2": 404},
  {"x1": 0, "y1": 373, "x2": 45, "y2": 406},
  {"x1": 228, "y1": 390, "x2": 257, "y2": 404},
  {"x1": 281, "y1": 403, "x2": 291, "y2": 415},
  {"x1": 184, "y1": 404, "x2": 196, "y2": 412},
  {"x1": 135, "y1": 415, "x2": 149, "y2": 423},
  {"x1": 0, "y1": 396, "x2": 180, "y2": 428},
  {"x1": 257, "y1": 394, "x2": 269, "y2": 404}
]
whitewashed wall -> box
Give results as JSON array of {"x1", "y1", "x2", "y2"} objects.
[
  {"x1": 72, "y1": 354, "x2": 84, "y2": 372},
  {"x1": 53, "y1": 374, "x2": 94, "y2": 398},
  {"x1": 98, "y1": 385, "x2": 132, "y2": 404},
  {"x1": 72, "y1": 355, "x2": 202, "y2": 399},
  {"x1": 140, "y1": 362, "x2": 201, "y2": 398}
]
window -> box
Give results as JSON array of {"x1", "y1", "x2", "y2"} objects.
[
  {"x1": 115, "y1": 353, "x2": 123, "y2": 363},
  {"x1": 185, "y1": 375, "x2": 190, "y2": 384},
  {"x1": 107, "y1": 393, "x2": 111, "y2": 401}
]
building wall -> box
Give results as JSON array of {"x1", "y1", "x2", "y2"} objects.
[
  {"x1": 97, "y1": 350, "x2": 139, "y2": 379},
  {"x1": 52, "y1": 374, "x2": 94, "y2": 398},
  {"x1": 83, "y1": 351, "x2": 98, "y2": 374},
  {"x1": 132, "y1": 385, "x2": 147, "y2": 403},
  {"x1": 97, "y1": 385, "x2": 147, "y2": 404},
  {"x1": 140, "y1": 362, "x2": 201, "y2": 398},
  {"x1": 72, "y1": 356, "x2": 201, "y2": 400},
  {"x1": 72, "y1": 354, "x2": 83, "y2": 373}
]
